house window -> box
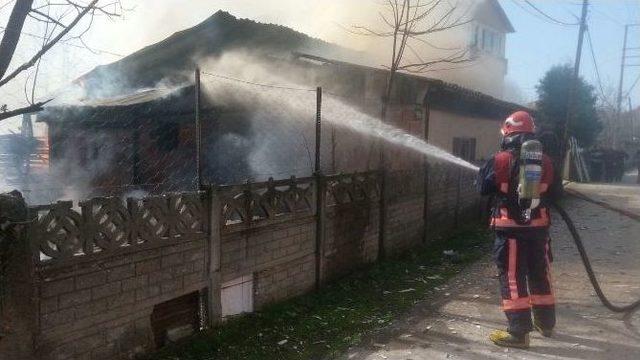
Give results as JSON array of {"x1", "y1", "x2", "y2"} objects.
[
  {"x1": 491, "y1": 32, "x2": 497, "y2": 52},
  {"x1": 472, "y1": 25, "x2": 479, "y2": 46},
  {"x1": 453, "y1": 137, "x2": 476, "y2": 162},
  {"x1": 482, "y1": 29, "x2": 487, "y2": 49}
]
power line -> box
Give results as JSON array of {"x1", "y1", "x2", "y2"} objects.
[
  {"x1": 509, "y1": 0, "x2": 559, "y2": 26},
  {"x1": 200, "y1": 71, "x2": 316, "y2": 92},
  {"x1": 589, "y1": 7, "x2": 621, "y2": 26},
  {"x1": 524, "y1": 0, "x2": 580, "y2": 26},
  {"x1": 616, "y1": 24, "x2": 640, "y2": 115},
  {"x1": 626, "y1": 72, "x2": 640, "y2": 99},
  {"x1": 585, "y1": 28, "x2": 614, "y2": 108},
  {"x1": 510, "y1": 0, "x2": 579, "y2": 27}
]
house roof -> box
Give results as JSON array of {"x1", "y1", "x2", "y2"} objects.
[
  {"x1": 73, "y1": 10, "x2": 358, "y2": 99},
  {"x1": 294, "y1": 53, "x2": 529, "y2": 118},
  {"x1": 40, "y1": 51, "x2": 529, "y2": 125},
  {"x1": 38, "y1": 85, "x2": 200, "y2": 125},
  {"x1": 69, "y1": 87, "x2": 187, "y2": 107},
  {"x1": 475, "y1": 0, "x2": 515, "y2": 33}
]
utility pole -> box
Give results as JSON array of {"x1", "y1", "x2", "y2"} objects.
[
  {"x1": 614, "y1": 23, "x2": 640, "y2": 149},
  {"x1": 561, "y1": 0, "x2": 589, "y2": 181}
]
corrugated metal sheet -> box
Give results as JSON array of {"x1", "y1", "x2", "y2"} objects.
[{"x1": 70, "y1": 86, "x2": 187, "y2": 108}]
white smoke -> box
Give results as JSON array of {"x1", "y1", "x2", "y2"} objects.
[{"x1": 200, "y1": 51, "x2": 479, "y2": 177}]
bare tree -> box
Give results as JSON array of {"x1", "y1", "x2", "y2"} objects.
[
  {"x1": 0, "y1": 0, "x2": 123, "y2": 122},
  {"x1": 351, "y1": 0, "x2": 471, "y2": 114},
  {"x1": 348, "y1": 0, "x2": 472, "y2": 168}
]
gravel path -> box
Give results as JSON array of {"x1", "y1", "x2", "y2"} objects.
[{"x1": 344, "y1": 182, "x2": 640, "y2": 360}]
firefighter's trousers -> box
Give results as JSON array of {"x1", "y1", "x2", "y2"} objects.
[{"x1": 494, "y1": 229, "x2": 556, "y2": 335}]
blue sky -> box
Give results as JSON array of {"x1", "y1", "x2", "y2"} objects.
[{"x1": 500, "y1": 0, "x2": 640, "y2": 107}]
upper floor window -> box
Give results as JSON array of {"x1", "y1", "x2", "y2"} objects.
[{"x1": 472, "y1": 23, "x2": 505, "y2": 58}]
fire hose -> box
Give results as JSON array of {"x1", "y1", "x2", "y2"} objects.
[{"x1": 551, "y1": 200, "x2": 640, "y2": 313}]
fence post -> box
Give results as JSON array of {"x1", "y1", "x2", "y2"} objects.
[
  {"x1": 207, "y1": 186, "x2": 222, "y2": 325},
  {"x1": 315, "y1": 87, "x2": 322, "y2": 174},
  {"x1": 314, "y1": 178, "x2": 326, "y2": 289},
  {"x1": 195, "y1": 67, "x2": 203, "y2": 190},
  {"x1": 314, "y1": 87, "x2": 325, "y2": 289}
]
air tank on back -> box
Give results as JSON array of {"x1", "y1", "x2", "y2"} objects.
[{"x1": 518, "y1": 139, "x2": 543, "y2": 213}]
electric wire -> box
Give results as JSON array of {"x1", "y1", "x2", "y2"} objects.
[
  {"x1": 509, "y1": 0, "x2": 578, "y2": 27},
  {"x1": 200, "y1": 70, "x2": 350, "y2": 99},
  {"x1": 585, "y1": 28, "x2": 615, "y2": 109},
  {"x1": 200, "y1": 71, "x2": 315, "y2": 92},
  {"x1": 589, "y1": 7, "x2": 621, "y2": 26},
  {"x1": 523, "y1": 0, "x2": 580, "y2": 26},
  {"x1": 625, "y1": 72, "x2": 640, "y2": 98}
]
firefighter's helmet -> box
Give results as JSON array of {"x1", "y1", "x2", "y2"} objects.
[{"x1": 501, "y1": 111, "x2": 535, "y2": 136}]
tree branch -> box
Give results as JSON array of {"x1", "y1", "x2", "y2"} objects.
[
  {"x1": 0, "y1": 0, "x2": 35, "y2": 80},
  {"x1": 0, "y1": 99, "x2": 52, "y2": 122},
  {"x1": 0, "y1": 0, "x2": 99, "y2": 88},
  {"x1": 29, "y1": 8, "x2": 66, "y2": 27}
]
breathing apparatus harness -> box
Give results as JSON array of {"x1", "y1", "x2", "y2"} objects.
[
  {"x1": 497, "y1": 133, "x2": 640, "y2": 313},
  {"x1": 494, "y1": 133, "x2": 546, "y2": 227}
]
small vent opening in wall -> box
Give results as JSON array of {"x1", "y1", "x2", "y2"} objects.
[
  {"x1": 151, "y1": 290, "x2": 203, "y2": 347},
  {"x1": 221, "y1": 274, "x2": 253, "y2": 318}
]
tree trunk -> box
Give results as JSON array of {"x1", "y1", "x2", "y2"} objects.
[{"x1": 0, "y1": 0, "x2": 34, "y2": 81}]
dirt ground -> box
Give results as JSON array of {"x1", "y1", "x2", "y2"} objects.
[{"x1": 343, "y1": 179, "x2": 640, "y2": 360}]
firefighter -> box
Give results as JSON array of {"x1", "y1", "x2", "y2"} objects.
[{"x1": 477, "y1": 111, "x2": 555, "y2": 349}]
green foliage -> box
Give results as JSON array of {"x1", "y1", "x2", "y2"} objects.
[
  {"x1": 149, "y1": 226, "x2": 491, "y2": 360},
  {"x1": 536, "y1": 64, "x2": 602, "y2": 147}
]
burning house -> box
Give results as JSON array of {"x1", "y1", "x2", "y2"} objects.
[
  {"x1": 37, "y1": 10, "x2": 527, "y2": 199},
  {"x1": 0, "y1": 115, "x2": 49, "y2": 200}
]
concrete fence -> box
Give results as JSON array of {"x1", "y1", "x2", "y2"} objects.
[{"x1": 0, "y1": 165, "x2": 481, "y2": 360}]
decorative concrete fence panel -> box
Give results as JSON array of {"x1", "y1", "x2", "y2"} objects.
[
  {"x1": 321, "y1": 172, "x2": 380, "y2": 282},
  {"x1": 217, "y1": 177, "x2": 317, "y2": 311},
  {"x1": 26, "y1": 192, "x2": 209, "y2": 360}
]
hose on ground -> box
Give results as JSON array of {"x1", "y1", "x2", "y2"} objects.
[{"x1": 551, "y1": 201, "x2": 640, "y2": 313}]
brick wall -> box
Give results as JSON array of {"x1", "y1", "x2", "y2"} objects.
[
  {"x1": 254, "y1": 253, "x2": 316, "y2": 307},
  {"x1": 34, "y1": 240, "x2": 207, "y2": 360},
  {"x1": 221, "y1": 218, "x2": 316, "y2": 309},
  {"x1": 384, "y1": 170, "x2": 425, "y2": 255},
  {"x1": 457, "y1": 169, "x2": 482, "y2": 223},
  {"x1": 321, "y1": 173, "x2": 380, "y2": 282},
  {"x1": 426, "y1": 165, "x2": 481, "y2": 241}
]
